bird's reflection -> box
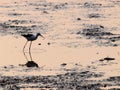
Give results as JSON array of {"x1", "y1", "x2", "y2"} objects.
[{"x1": 22, "y1": 41, "x2": 32, "y2": 61}]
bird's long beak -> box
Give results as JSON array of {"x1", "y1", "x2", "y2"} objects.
[{"x1": 40, "y1": 34, "x2": 45, "y2": 39}]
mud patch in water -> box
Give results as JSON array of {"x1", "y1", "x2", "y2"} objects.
[{"x1": 76, "y1": 24, "x2": 120, "y2": 46}]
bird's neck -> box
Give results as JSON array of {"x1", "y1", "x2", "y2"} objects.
[{"x1": 36, "y1": 34, "x2": 39, "y2": 38}]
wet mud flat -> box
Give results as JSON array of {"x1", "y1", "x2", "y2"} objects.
[
  {"x1": 0, "y1": 0, "x2": 120, "y2": 90},
  {"x1": 0, "y1": 72, "x2": 104, "y2": 90},
  {"x1": 0, "y1": 59, "x2": 120, "y2": 90},
  {"x1": 0, "y1": 71, "x2": 119, "y2": 90},
  {"x1": 0, "y1": 0, "x2": 120, "y2": 47}
]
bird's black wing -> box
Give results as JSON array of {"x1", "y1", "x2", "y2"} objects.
[{"x1": 21, "y1": 34, "x2": 33, "y2": 37}]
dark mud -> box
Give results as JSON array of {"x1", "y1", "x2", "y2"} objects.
[
  {"x1": 0, "y1": 71, "x2": 102, "y2": 89},
  {"x1": 0, "y1": 58, "x2": 119, "y2": 90},
  {"x1": 0, "y1": 20, "x2": 47, "y2": 35},
  {"x1": 76, "y1": 24, "x2": 120, "y2": 46},
  {"x1": 0, "y1": 70, "x2": 119, "y2": 90}
]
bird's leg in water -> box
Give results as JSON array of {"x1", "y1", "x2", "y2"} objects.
[
  {"x1": 29, "y1": 41, "x2": 33, "y2": 61},
  {"x1": 23, "y1": 41, "x2": 29, "y2": 61},
  {"x1": 23, "y1": 41, "x2": 28, "y2": 52}
]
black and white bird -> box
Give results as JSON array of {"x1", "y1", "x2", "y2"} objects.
[
  {"x1": 22, "y1": 33, "x2": 45, "y2": 41},
  {"x1": 22, "y1": 33, "x2": 45, "y2": 61}
]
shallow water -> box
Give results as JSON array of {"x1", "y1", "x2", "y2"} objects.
[
  {"x1": 0, "y1": 35, "x2": 120, "y2": 77},
  {"x1": 0, "y1": 0, "x2": 120, "y2": 89},
  {"x1": 0, "y1": 0, "x2": 120, "y2": 76}
]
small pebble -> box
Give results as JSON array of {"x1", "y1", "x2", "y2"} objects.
[
  {"x1": 100, "y1": 25, "x2": 104, "y2": 29},
  {"x1": 113, "y1": 44, "x2": 118, "y2": 46},
  {"x1": 43, "y1": 11, "x2": 48, "y2": 14},
  {"x1": 61, "y1": 63, "x2": 67, "y2": 67},
  {"x1": 4, "y1": 66, "x2": 7, "y2": 68},
  {"x1": 38, "y1": 43, "x2": 41, "y2": 45},
  {"x1": 47, "y1": 42, "x2": 51, "y2": 45},
  {"x1": 77, "y1": 18, "x2": 81, "y2": 20}
]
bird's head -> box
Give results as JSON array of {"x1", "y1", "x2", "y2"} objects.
[{"x1": 37, "y1": 33, "x2": 45, "y2": 39}]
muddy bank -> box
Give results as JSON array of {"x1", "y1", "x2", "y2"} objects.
[
  {"x1": 0, "y1": 71, "x2": 104, "y2": 90},
  {"x1": 0, "y1": 71, "x2": 119, "y2": 90},
  {"x1": 0, "y1": 59, "x2": 119, "y2": 90}
]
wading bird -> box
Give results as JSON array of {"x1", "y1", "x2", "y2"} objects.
[{"x1": 22, "y1": 33, "x2": 45, "y2": 61}]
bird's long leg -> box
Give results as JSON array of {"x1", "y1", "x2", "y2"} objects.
[
  {"x1": 23, "y1": 41, "x2": 29, "y2": 61},
  {"x1": 23, "y1": 41, "x2": 28, "y2": 52},
  {"x1": 29, "y1": 41, "x2": 33, "y2": 61}
]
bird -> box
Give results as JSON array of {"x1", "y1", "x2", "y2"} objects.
[{"x1": 22, "y1": 33, "x2": 45, "y2": 61}]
